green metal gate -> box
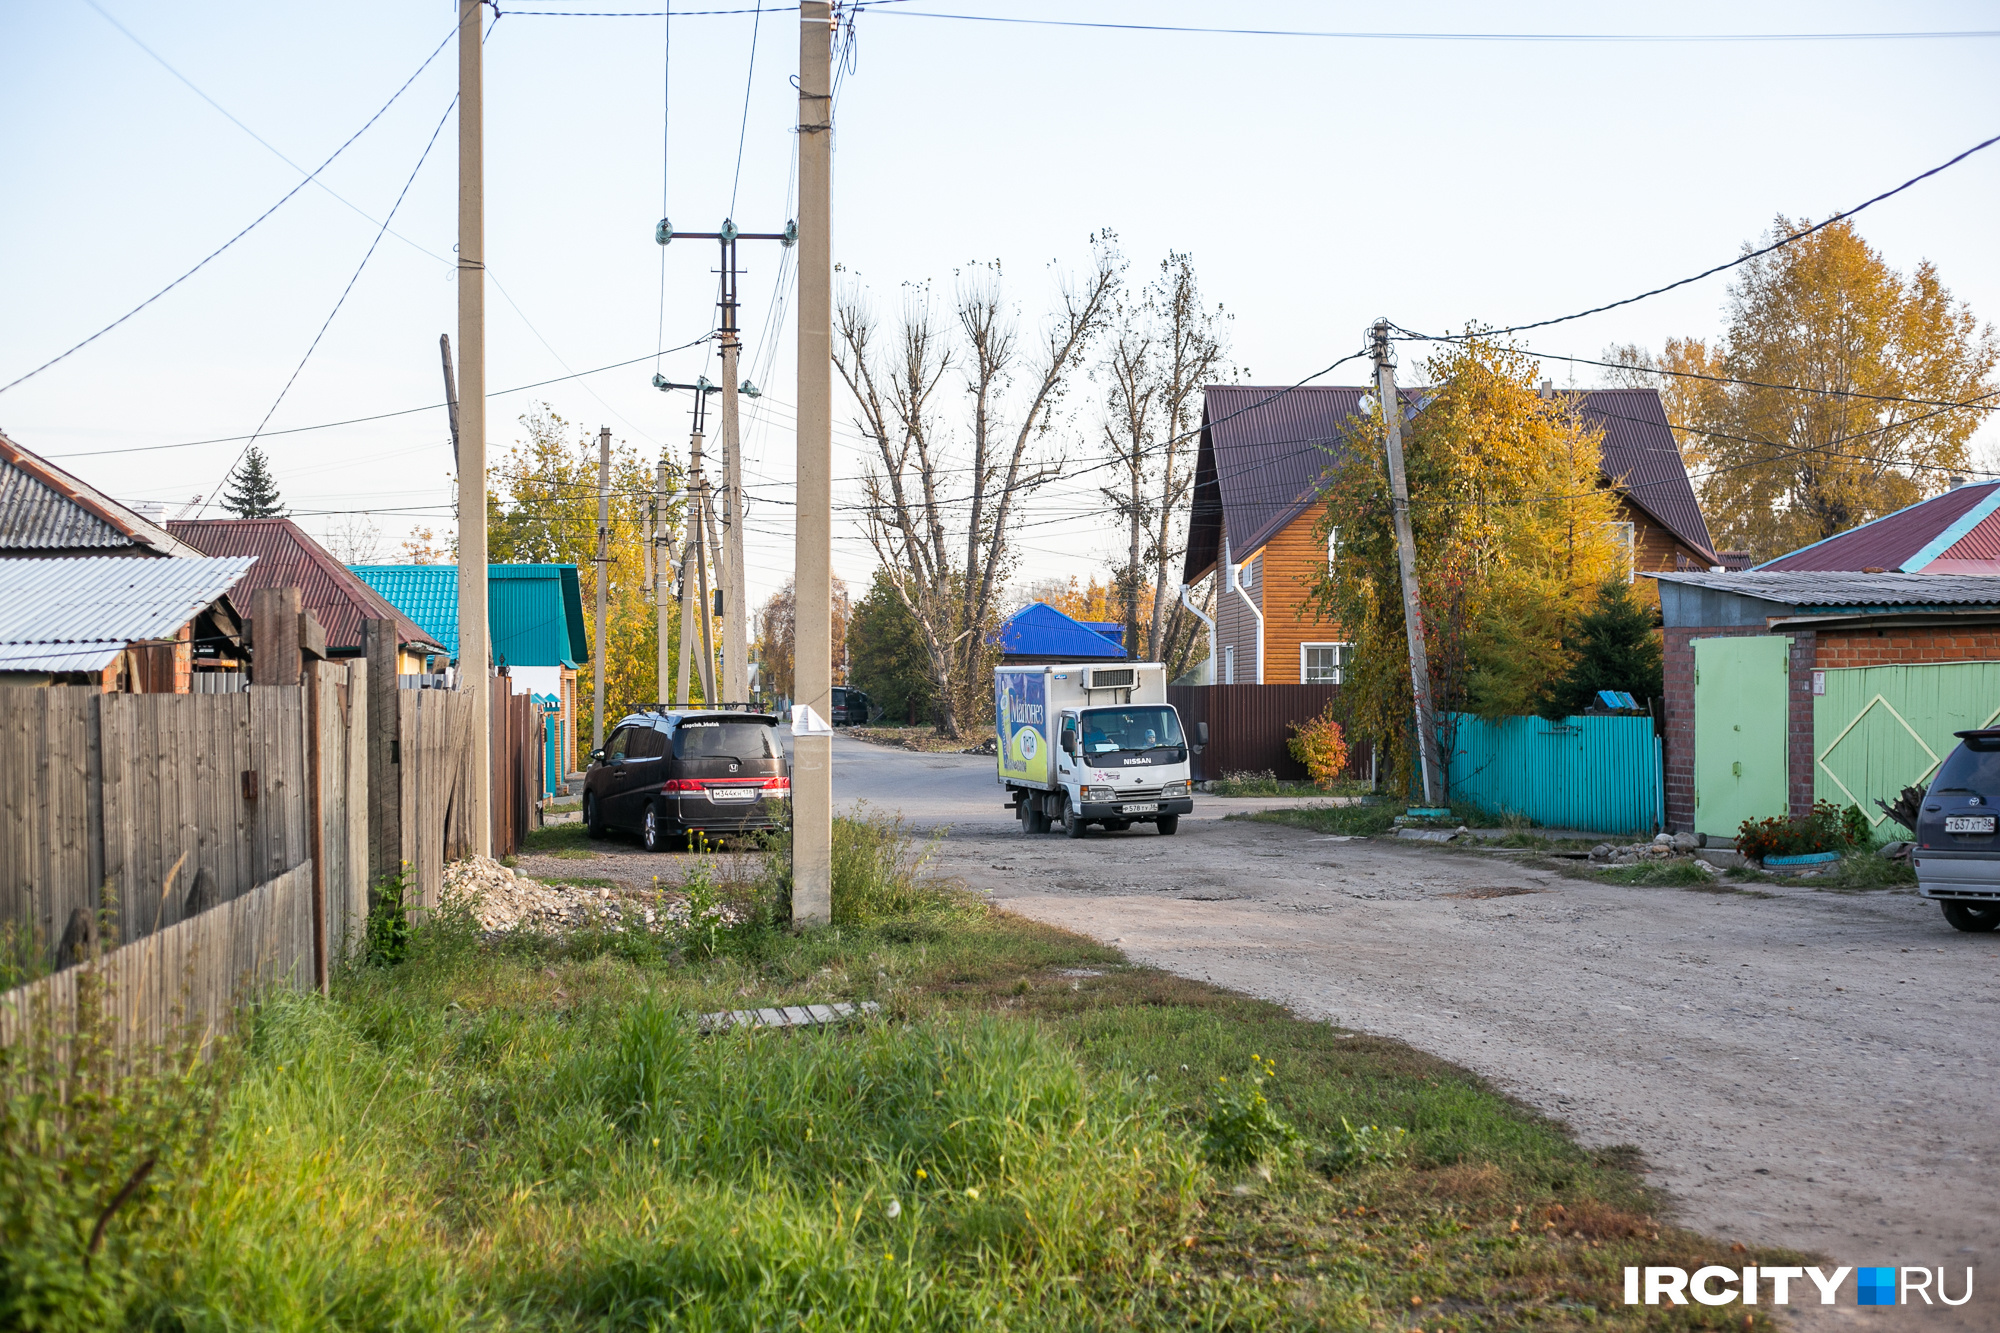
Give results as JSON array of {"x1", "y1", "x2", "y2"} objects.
[
  {"x1": 1693, "y1": 636, "x2": 1791, "y2": 839},
  {"x1": 1815, "y1": 662, "x2": 2000, "y2": 829}
]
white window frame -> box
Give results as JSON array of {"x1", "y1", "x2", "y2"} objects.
[
  {"x1": 1612, "y1": 521, "x2": 1637, "y2": 582},
  {"x1": 1223, "y1": 645, "x2": 1235, "y2": 685},
  {"x1": 1301, "y1": 642, "x2": 1350, "y2": 684},
  {"x1": 1326, "y1": 525, "x2": 1341, "y2": 571}
]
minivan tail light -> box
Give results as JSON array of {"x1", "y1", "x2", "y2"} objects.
[
  {"x1": 662, "y1": 779, "x2": 704, "y2": 794},
  {"x1": 762, "y1": 777, "x2": 791, "y2": 793}
]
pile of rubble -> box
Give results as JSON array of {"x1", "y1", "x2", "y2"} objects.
[
  {"x1": 443, "y1": 856, "x2": 655, "y2": 935},
  {"x1": 1588, "y1": 832, "x2": 1711, "y2": 867}
]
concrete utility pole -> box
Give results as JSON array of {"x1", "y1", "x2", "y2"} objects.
[
  {"x1": 592, "y1": 426, "x2": 611, "y2": 751},
  {"x1": 456, "y1": 0, "x2": 491, "y2": 855},
  {"x1": 439, "y1": 333, "x2": 460, "y2": 470},
  {"x1": 675, "y1": 533, "x2": 695, "y2": 707},
  {"x1": 655, "y1": 458, "x2": 672, "y2": 704},
  {"x1": 792, "y1": 0, "x2": 834, "y2": 925},
  {"x1": 654, "y1": 377, "x2": 724, "y2": 704},
  {"x1": 1370, "y1": 318, "x2": 1444, "y2": 805}
]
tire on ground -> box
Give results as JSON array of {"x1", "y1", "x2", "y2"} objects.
[{"x1": 1941, "y1": 900, "x2": 2000, "y2": 932}]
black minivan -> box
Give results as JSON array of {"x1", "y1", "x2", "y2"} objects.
[
  {"x1": 582, "y1": 710, "x2": 789, "y2": 851},
  {"x1": 830, "y1": 686, "x2": 871, "y2": 727},
  {"x1": 1914, "y1": 728, "x2": 2000, "y2": 932}
]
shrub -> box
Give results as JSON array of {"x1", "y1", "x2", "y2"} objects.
[
  {"x1": 760, "y1": 807, "x2": 954, "y2": 926},
  {"x1": 364, "y1": 864, "x2": 413, "y2": 966},
  {"x1": 1735, "y1": 800, "x2": 1859, "y2": 861},
  {"x1": 1199, "y1": 1056, "x2": 1300, "y2": 1167},
  {"x1": 1285, "y1": 704, "x2": 1351, "y2": 790}
]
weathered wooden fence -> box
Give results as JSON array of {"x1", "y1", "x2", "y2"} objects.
[
  {"x1": 1444, "y1": 712, "x2": 1663, "y2": 835},
  {"x1": 0, "y1": 861, "x2": 315, "y2": 1053}
]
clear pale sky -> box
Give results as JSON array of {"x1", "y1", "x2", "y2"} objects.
[{"x1": 3, "y1": 1, "x2": 1997, "y2": 608}]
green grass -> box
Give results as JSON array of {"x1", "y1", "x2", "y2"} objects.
[
  {"x1": 1241, "y1": 803, "x2": 1400, "y2": 838},
  {"x1": 1204, "y1": 772, "x2": 1374, "y2": 798},
  {"x1": 524, "y1": 822, "x2": 594, "y2": 854},
  {"x1": 9, "y1": 817, "x2": 1802, "y2": 1331}
]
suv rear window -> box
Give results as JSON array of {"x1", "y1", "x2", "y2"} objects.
[
  {"x1": 673, "y1": 720, "x2": 781, "y2": 761},
  {"x1": 1932, "y1": 734, "x2": 2000, "y2": 792}
]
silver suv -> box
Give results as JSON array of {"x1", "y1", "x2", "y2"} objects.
[{"x1": 1913, "y1": 729, "x2": 2000, "y2": 933}]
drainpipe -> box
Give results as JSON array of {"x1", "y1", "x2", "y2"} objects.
[
  {"x1": 1179, "y1": 581, "x2": 1216, "y2": 684},
  {"x1": 1223, "y1": 529, "x2": 1264, "y2": 684}
]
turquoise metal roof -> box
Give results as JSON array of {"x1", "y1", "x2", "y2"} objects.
[{"x1": 348, "y1": 564, "x2": 589, "y2": 667}]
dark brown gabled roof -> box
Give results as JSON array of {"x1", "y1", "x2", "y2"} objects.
[
  {"x1": 167, "y1": 518, "x2": 444, "y2": 655},
  {"x1": 0, "y1": 430, "x2": 196, "y2": 558},
  {"x1": 1182, "y1": 383, "x2": 1718, "y2": 583}
]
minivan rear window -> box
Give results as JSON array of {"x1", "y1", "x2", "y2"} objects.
[
  {"x1": 673, "y1": 720, "x2": 781, "y2": 761},
  {"x1": 1931, "y1": 736, "x2": 2000, "y2": 792}
]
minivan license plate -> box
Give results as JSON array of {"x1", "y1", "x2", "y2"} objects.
[
  {"x1": 708, "y1": 787, "x2": 755, "y2": 803},
  {"x1": 1946, "y1": 814, "x2": 1995, "y2": 834},
  {"x1": 1121, "y1": 802, "x2": 1158, "y2": 814}
]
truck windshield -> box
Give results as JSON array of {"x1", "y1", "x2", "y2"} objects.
[{"x1": 1080, "y1": 706, "x2": 1182, "y2": 755}]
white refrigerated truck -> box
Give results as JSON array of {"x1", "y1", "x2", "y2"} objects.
[{"x1": 995, "y1": 662, "x2": 1196, "y2": 838}]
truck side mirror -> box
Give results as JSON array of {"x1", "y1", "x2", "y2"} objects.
[{"x1": 1060, "y1": 731, "x2": 1075, "y2": 756}]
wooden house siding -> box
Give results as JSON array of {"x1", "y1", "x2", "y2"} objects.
[{"x1": 1259, "y1": 506, "x2": 1343, "y2": 684}]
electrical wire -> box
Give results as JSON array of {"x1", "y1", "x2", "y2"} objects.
[
  {"x1": 0, "y1": 25, "x2": 457, "y2": 397},
  {"x1": 46, "y1": 336, "x2": 712, "y2": 460},
  {"x1": 203, "y1": 87, "x2": 462, "y2": 514},
  {"x1": 1386, "y1": 130, "x2": 2000, "y2": 339},
  {"x1": 729, "y1": 0, "x2": 762, "y2": 215}
]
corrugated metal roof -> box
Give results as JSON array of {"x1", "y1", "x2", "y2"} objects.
[
  {"x1": 348, "y1": 564, "x2": 589, "y2": 666},
  {"x1": 1757, "y1": 480, "x2": 2000, "y2": 572},
  {"x1": 0, "y1": 430, "x2": 195, "y2": 556},
  {"x1": 998, "y1": 603, "x2": 1127, "y2": 659},
  {"x1": 1651, "y1": 570, "x2": 2000, "y2": 609},
  {"x1": 168, "y1": 518, "x2": 444, "y2": 654},
  {"x1": 0, "y1": 555, "x2": 253, "y2": 672},
  {"x1": 1182, "y1": 384, "x2": 1716, "y2": 582}
]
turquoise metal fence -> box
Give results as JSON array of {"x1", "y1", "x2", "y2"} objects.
[
  {"x1": 1444, "y1": 712, "x2": 1662, "y2": 835},
  {"x1": 536, "y1": 694, "x2": 566, "y2": 798}
]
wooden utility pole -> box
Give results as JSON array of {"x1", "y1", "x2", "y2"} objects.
[
  {"x1": 456, "y1": 0, "x2": 491, "y2": 855},
  {"x1": 439, "y1": 333, "x2": 460, "y2": 471},
  {"x1": 792, "y1": 1, "x2": 833, "y2": 925},
  {"x1": 690, "y1": 434, "x2": 718, "y2": 705},
  {"x1": 655, "y1": 458, "x2": 672, "y2": 705},
  {"x1": 675, "y1": 534, "x2": 695, "y2": 707},
  {"x1": 592, "y1": 426, "x2": 611, "y2": 751},
  {"x1": 1370, "y1": 318, "x2": 1443, "y2": 805}
]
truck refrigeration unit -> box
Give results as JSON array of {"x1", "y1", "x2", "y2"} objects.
[{"x1": 995, "y1": 662, "x2": 1195, "y2": 838}]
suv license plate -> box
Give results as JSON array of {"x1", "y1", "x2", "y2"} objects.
[
  {"x1": 708, "y1": 788, "x2": 755, "y2": 804},
  {"x1": 1946, "y1": 814, "x2": 1996, "y2": 834},
  {"x1": 1121, "y1": 802, "x2": 1159, "y2": 814}
]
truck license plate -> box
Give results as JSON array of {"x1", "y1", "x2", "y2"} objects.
[
  {"x1": 1946, "y1": 814, "x2": 1995, "y2": 834},
  {"x1": 1121, "y1": 802, "x2": 1158, "y2": 814},
  {"x1": 709, "y1": 787, "x2": 755, "y2": 803}
]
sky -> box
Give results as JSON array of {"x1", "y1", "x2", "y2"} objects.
[{"x1": 3, "y1": 0, "x2": 1998, "y2": 613}]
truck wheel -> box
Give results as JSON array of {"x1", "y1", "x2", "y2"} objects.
[
  {"x1": 584, "y1": 792, "x2": 606, "y2": 839},
  {"x1": 1157, "y1": 814, "x2": 1179, "y2": 836},
  {"x1": 1063, "y1": 801, "x2": 1088, "y2": 838},
  {"x1": 1941, "y1": 900, "x2": 2000, "y2": 932},
  {"x1": 1020, "y1": 801, "x2": 1050, "y2": 835}
]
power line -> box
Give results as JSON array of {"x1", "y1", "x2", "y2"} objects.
[
  {"x1": 45, "y1": 336, "x2": 712, "y2": 460},
  {"x1": 1387, "y1": 130, "x2": 2000, "y2": 339},
  {"x1": 729, "y1": 0, "x2": 762, "y2": 215},
  {"x1": 0, "y1": 25, "x2": 457, "y2": 397},
  {"x1": 205, "y1": 89, "x2": 461, "y2": 515},
  {"x1": 856, "y1": 10, "x2": 2000, "y2": 42}
]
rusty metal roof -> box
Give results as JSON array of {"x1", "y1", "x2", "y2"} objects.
[
  {"x1": 1756, "y1": 479, "x2": 2000, "y2": 573},
  {"x1": 0, "y1": 555, "x2": 253, "y2": 673},
  {"x1": 167, "y1": 518, "x2": 443, "y2": 655},
  {"x1": 0, "y1": 430, "x2": 194, "y2": 557},
  {"x1": 1182, "y1": 384, "x2": 1717, "y2": 582}
]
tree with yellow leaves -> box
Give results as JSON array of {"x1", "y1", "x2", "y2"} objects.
[
  {"x1": 1309, "y1": 335, "x2": 1626, "y2": 785},
  {"x1": 1608, "y1": 217, "x2": 1996, "y2": 561},
  {"x1": 487, "y1": 405, "x2": 688, "y2": 763}
]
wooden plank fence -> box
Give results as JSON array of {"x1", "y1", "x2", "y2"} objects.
[{"x1": 0, "y1": 861, "x2": 315, "y2": 1054}]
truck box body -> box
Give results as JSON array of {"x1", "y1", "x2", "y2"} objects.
[{"x1": 996, "y1": 662, "x2": 1193, "y2": 835}]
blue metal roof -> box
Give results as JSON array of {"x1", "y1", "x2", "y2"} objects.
[
  {"x1": 998, "y1": 603, "x2": 1127, "y2": 659},
  {"x1": 348, "y1": 564, "x2": 589, "y2": 667}
]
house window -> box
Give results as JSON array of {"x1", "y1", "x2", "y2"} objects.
[
  {"x1": 1223, "y1": 645, "x2": 1235, "y2": 685},
  {"x1": 1612, "y1": 521, "x2": 1636, "y2": 581},
  {"x1": 1302, "y1": 643, "x2": 1349, "y2": 684},
  {"x1": 1326, "y1": 526, "x2": 1341, "y2": 571}
]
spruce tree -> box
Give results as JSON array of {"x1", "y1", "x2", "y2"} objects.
[
  {"x1": 221, "y1": 446, "x2": 286, "y2": 518},
  {"x1": 1542, "y1": 578, "x2": 1664, "y2": 719}
]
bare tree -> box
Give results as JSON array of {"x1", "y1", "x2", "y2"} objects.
[
  {"x1": 1096, "y1": 254, "x2": 1231, "y2": 670},
  {"x1": 836, "y1": 240, "x2": 1122, "y2": 737}
]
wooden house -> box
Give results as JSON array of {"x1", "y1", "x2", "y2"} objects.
[
  {"x1": 0, "y1": 430, "x2": 195, "y2": 559},
  {"x1": 1181, "y1": 385, "x2": 1719, "y2": 684}
]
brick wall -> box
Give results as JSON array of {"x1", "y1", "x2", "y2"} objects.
[
  {"x1": 1661, "y1": 624, "x2": 1817, "y2": 832},
  {"x1": 1814, "y1": 626, "x2": 2000, "y2": 668}
]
